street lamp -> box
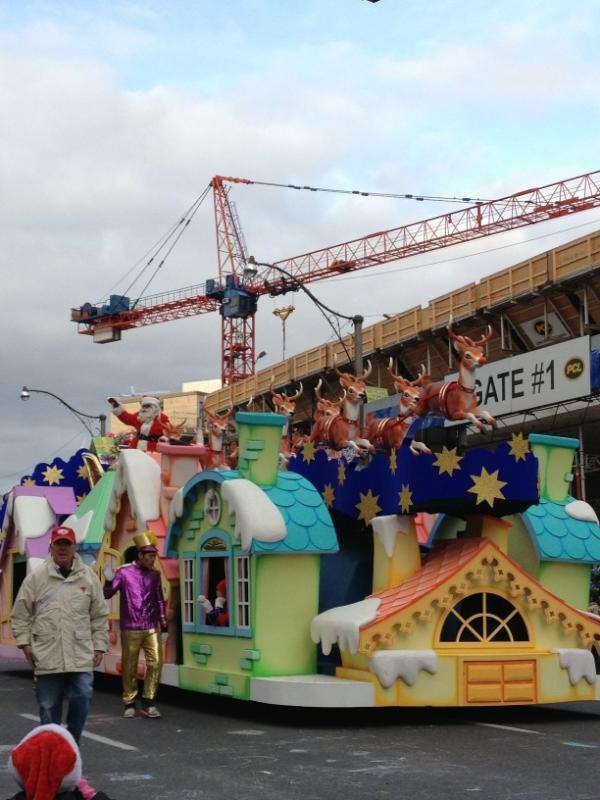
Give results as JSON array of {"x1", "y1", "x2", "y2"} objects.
[
  {"x1": 272, "y1": 306, "x2": 295, "y2": 360},
  {"x1": 20, "y1": 386, "x2": 107, "y2": 436},
  {"x1": 255, "y1": 350, "x2": 267, "y2": 365}
]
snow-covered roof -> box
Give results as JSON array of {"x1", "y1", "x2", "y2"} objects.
[
  {"x1": 104, "y1": 449, "x2": 161, "y2": 534},
  {"x1": 311, "y1": 598, "x2": 381, "y2": 656},
  {"x1": 523, "y1": 496, "x2": 600, "y2": 562},
  {"x1": 166, "y1": 469, "x2": 338, "y2": 556}
]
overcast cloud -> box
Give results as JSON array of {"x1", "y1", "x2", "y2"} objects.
[{"x1": 2, "y1": 0, "x2": 600, "y2": 491}]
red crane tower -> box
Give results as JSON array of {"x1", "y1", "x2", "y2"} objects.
[{"x1": 72, "y1": 170, "x2": 600, "y2": 385}]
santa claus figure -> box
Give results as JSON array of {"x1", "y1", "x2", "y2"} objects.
[{"x1": 107, "y1": 396, "x2": 172, "y2": 452}]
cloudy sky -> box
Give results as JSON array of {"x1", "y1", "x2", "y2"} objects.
[{"x1": 2, "y1": 0, "x2": 600, "y2": 491}]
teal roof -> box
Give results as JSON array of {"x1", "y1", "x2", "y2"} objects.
[
  {"x1": 77, "y1": 471, "x2": 116, "y2": 551},
  {"x1": 165, "y1": 469, "x2": 338, "y2": 556},
  {"x1": 523, "y1": 496, "x2": 600, "y2": 563}
]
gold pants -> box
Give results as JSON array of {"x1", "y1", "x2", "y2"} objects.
[{"x1": 121, "y1": 629, "x2": 162, "y2": 706}]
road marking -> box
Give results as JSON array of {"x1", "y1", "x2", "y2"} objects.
[
  {"x1": 19, "y1": 714, "x2": 138, "y2": 751},
  {"x1": 227, "y1": 729, "x2": 265, "y2": 736},
  {"x1": 475, "y1": 722, "x2": 543, "y2": 735},
  {"x1": 108, "y1": 773, "x2": 153, "y2": 781},
  {"x1": 0, "y1": 745, "x2": 14, "y2": 752},
  {"x1": 562, "y1": 741, "x2": 598, "y2": 749}
]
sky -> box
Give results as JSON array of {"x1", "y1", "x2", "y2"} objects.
[{"x1": 2, "y1": 0, "x2": 600, "y2": 492}]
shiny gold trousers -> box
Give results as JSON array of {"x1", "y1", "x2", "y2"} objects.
[{"x1": 120, "y1": 629, "x2": 162, "y2": 706}]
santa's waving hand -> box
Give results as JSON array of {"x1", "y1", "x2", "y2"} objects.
[{"x1": 107, "y1": 396, "x2": 171, "y2": 452}]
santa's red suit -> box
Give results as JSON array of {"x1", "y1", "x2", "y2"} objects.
[{"x1": 108, "y1": 396, "x2": 171, "y2": 453}]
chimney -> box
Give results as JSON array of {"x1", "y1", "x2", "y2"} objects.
[
  {"x1": 371, "y1": 515, "x2": 422, "y2": 592},
  {"x1": 156, "y1": 442, "x2": 205, "y2": 523},
  {"x1": 528, "y1": 433, "x2": 579, "y2": 503},
  {"x1": 235, "y1": 411, "x2": 286, "y2": 487}
]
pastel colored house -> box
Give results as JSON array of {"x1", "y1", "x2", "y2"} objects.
[
  {"x1": 165, "y1": 412, "x2": 338, "y2": 701},
  {"x1": 311, "y1": 434, "x2": 600, "y2": 707},
  {"x1": 0, "y1": 486, "x2": 77, "y2": 654},
  {"x1": 94, "y1": 444, "x2": 204, "y2": 678}
]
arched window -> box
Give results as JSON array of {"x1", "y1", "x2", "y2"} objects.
[{"x1": 439, "y1": 592, "x2": 530, "y2": 644}]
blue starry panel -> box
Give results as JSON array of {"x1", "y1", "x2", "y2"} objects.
[
  {"x1": 289, "y1": 441, "x2": 538, "y2": 520},
  {"x1": 524, "y1": 497, "x2": 600, "y2": 562}
]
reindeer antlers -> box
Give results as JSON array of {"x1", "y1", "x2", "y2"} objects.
[
  {"x1": 387, "y1": 358, "x2": 427, "y2": 387},
  {"x1": 448, "y1": 320, "x2": 493, "y2": 347}
]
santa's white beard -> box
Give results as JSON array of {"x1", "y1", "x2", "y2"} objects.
[{"x1": 139, "y1": 407, "x2": 158, "y2": 424}]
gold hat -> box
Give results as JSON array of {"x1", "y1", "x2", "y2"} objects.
[{"x1": 133, "y1": 530, "x2": 158, "y2": 552}]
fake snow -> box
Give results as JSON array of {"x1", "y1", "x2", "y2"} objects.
[
  {"x1": 61, "y1": 511, "x2": 93, "y2": 544},
  {"x1": 552, "y1": 648, "x2": 596, "y2": 684},
  {"x1": 371, "y1": 515, "x2": 411, "y2": 558},
  {"x1": 105, "y1": 450, "x2": 160, "y2": 533},
  {"x1": 169, "y1": 487, "x2": 184, "y2": 524},
  {"x1": 311, "y1": 597, "x2": 381, "y2": 656},
  {"x1": 13, "y1": 496, "x2": 55, "y2": 554},
  {"x1": 369, "y1": 649, "x2": 438, "y2": 688},
  {"x1": 221, "y1": 480, "x2": 285, "y2": 550},
  {"x1": 564, "y1": 500, "x2": 599, "y2": 524}
]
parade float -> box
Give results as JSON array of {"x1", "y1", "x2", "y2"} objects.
[{"x1": 1, "y1": 322, "x2": 600, "y2": 709}]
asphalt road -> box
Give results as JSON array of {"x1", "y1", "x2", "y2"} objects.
[{"x1": 1, "y1": 663, "x2": 599, "y2": 800}]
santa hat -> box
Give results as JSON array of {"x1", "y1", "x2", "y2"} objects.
[
  {"x1": 8, "y1": 724, "x2": 82, "y2": 800},
  {"x1": 216, "y1": 578, "x2": 227, "y2": 596},
  {"x1": 141, "y1": 396, "x2": 161, "y2": 409}
]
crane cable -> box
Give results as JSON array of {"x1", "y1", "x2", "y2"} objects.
[
  {"x1": 245, "y1": 179, "x2": 492, "y2": 206},
  {"x1": 99, "y1": 183, "x2": 212, "y2": 305}
]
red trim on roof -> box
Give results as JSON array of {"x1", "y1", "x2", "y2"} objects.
[{"x1": 367, "y1": 538, "x2": 489, "y2": 626}]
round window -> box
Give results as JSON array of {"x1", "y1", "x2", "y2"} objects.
[{"x1": 204, "y1": 488, "x2": 221, "y2": 526}]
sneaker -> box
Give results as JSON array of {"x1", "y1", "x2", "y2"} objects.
[
  {"x1": 123, "y1": 707, "x2": 136, "y2": 719},
  {"x1": 139, "y1": 705, "x2": 161, "y2": 718}
]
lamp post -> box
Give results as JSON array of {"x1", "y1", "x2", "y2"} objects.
[
  {"x1": 20, "y1": 386, "x2": 107, "y2": 436},
  {"x1": 245, "y1": 258, "x2": 363, "y2": 375},
  {"x1": 272, "y1": 306, "x2": 295, "y2": 360}
]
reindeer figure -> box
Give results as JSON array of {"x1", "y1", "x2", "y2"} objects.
[
  {"x1": 270, "y1": 377, "x2": 303, "y2": 466},
  {"x1": 200, "y1": 408, "x2": 236, "y2": 469},
  {"x1": 330, "y1": 360, "x2": 374, "y2": 451},
  {"x1": 365, "y1": 361, "x2": 431, "y2": 455},
  {"x1": 310, "y1": 377, "x2": 370, "y2": 452},
  {"x1": 417, "y1": 321, "x2": 496, "y2": 430}
]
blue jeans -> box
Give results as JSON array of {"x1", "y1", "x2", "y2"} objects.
[{"x1": 35, "y1": 672, "x2": 94, "y2": 744}]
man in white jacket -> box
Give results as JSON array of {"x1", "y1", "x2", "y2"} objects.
[{"x1": 11, "y1": 526, "x2": 109, "y2": 744}]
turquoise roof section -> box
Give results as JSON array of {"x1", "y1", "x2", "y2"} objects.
[
  {"x1": 523, "y1": 496, "x2": 600, "y2": 563},
  {"x1": 165, "y1": 468, "x2": 338, "y2": 557},
  {"x1": 77, "y1": 471, "x2": 116, "y2": 551},
  {"x1": 528, "y1": 433, "x2": 579, "y2": 449},
  {"x1": 235, "y1": 411, "x2": 287, "y2": 428}
]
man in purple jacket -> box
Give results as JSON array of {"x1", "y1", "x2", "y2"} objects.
[{"x1": 103, "y1": 531, "x2": 167, "y2": 719}]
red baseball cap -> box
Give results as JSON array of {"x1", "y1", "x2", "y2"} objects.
[{"x1": 50, "y1": 526, "x2": 76, "y2": 544}]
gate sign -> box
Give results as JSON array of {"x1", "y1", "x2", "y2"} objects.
[{"x1": 472, "y1": 335, "x2": 590, "y2": 417}]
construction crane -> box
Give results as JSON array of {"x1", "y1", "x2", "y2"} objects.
[{"x1": 72, "y1": 170, "x2": 600, "y2": 386}]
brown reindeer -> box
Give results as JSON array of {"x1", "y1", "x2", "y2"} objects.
[
  {"x1": 310, "y1": 377, "x2": 370, "y2": 452},
  {"x1": 330, "y1": 359, "x2": 374, "y2": 451},
  {"x1": 365, "y1": 361, "x2": 431, "y2": 455},
  {"x1": 270, "y1": 377, "x2": 303, "y2": 465},
  {"x1": 417, "y1": 321, "x2": 495, "y2": 430},
  {"x1": 200, "y1": 408, "x2": 236, "y2": 469}
]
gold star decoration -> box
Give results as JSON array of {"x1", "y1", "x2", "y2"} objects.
[
  {"x1": 337, "y1": 460, "x2": 346, "y2": 486},
  {"x1": 388, "y1": 448, "x2": 397, "y2": 475},
  {"x1": 302, "y1": 439, "x2": 316, "y2": 463},
  {"x1": 508, "y1": 432, "x2": 529, "y2": 462},
  {"x1": 433, "y1": 446, "x2": 463, "y2": 477},
  {"x1": 42, "y1": 465, "x2": 64, "y2": 486},
  {"x1": 77, "y1": 464, "x2": 90, "y2": 480},
  {"x1": 322, "y1": 483, "x2": 335, "y2": 508},
  {"x1": 399, "y1": 484, "x2": 413, "y2": 514},
  {"x1": 22, "y1": 477, "x2": 36, "y2": 486},
  {"x1": 468, "y1": 467, "x2": 507, "y2": 508},
  {"x1": 356, "y1": 490, "x2": 381, "y2": 525}
]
